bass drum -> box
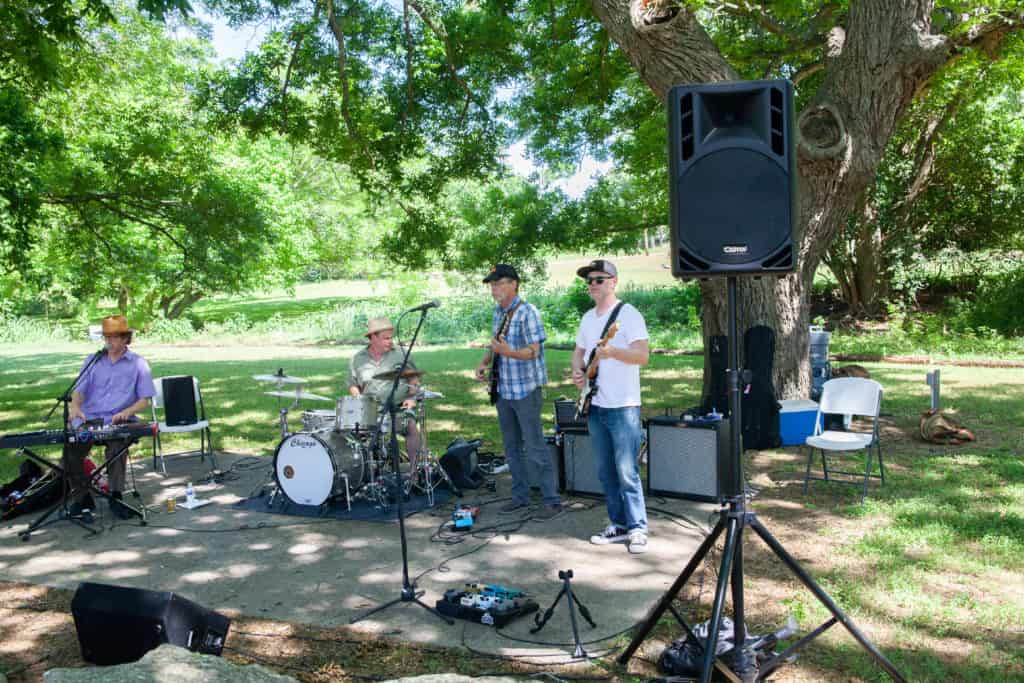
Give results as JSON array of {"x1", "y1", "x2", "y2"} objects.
[{"x1": 274, "y1": 432, "x2": 365, "y2": 506}]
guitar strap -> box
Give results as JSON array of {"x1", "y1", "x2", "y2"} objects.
[{"x1": 585, "y1": 301, "x2": 625, "y2": 385}]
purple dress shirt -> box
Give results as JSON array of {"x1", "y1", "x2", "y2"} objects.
[{"x1": 76, "y1": 350, "x2": 156, "y2": 424}]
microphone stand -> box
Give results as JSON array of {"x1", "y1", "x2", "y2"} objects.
[
  {"x1": 20, "y1": 349, "x2": 106, "y2": 540},
  {"x1": 350, "y1": 307, "x2": 453, "y2": 626}
]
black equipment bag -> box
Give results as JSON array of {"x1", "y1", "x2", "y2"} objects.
[
  {"x1": 741, "y1": 325, "x2": 781, "y2": 450},
  {"x1": 0, "y1": 460, "x2": 60, "y2": 521},
  {"x1": 700, "y1": 334, "x2": 729, "y2": 416}
]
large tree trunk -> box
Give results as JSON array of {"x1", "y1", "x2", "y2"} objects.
[{"x1": 593, "y1": 0, "x2": 951, "y2": 398}]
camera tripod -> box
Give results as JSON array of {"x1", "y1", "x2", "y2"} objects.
[
  {"x1": 617, "y1": 277, "x2": 906, "y2": 683},
  {"x1": 531, "y1": 569, "x2": 595, "y2": 658}
]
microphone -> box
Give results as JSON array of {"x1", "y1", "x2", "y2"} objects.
[{"x1": 405, "y1": 300, "x2": 441, "y2": 314}]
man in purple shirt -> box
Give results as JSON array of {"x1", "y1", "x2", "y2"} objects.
[{"x1": 65, "y1": 315, "x2": 155, "y2": 520}]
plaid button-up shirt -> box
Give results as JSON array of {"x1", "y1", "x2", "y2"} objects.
[{"x1": 492, "y1": 296, "x2": 548, "y2": 400}]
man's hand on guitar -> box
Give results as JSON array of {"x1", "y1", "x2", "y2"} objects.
[
  {"x1": 595, "y1": 345, "x2": 617, "y2": 361},
  {"x1": 571, "y1": 367, "x2": 586, "y2": 389},
  {"x1": 490, "y1": 335, "x2": 511, "y2": 357}
]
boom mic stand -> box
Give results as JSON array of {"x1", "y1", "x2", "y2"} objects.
[
  {"x1": 350, "y1": 307, "x2": 453, "y2": 626},
  {"x1": 618, "y1": 277, "x2": 905, "y2": 683},
  {"x1": 20, "y1": 348, "x2": 107, "y2": 540}
]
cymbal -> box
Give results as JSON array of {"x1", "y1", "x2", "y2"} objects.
[
  {"x1": 253, "y1": 373, "x2": 306, "y2": 384},
  {"x1": 372, "y1": 368, "x2": 425, "y2": 381},
  {"x1": 264, "y1": 390, "x2": 331, "y2": 401},
  {"x1": 414, "y1": 390, "x2": 445, "y2": 400}
]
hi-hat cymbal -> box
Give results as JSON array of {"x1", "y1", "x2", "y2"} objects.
[
  {"x1": 414, "y1": 389, "x2": 445, "y2": 400},
  {"x1": 264, "y1": 390, "x2": 331, "y2": 401},
  {"x1": 253, "y1": 373, "x2": 306, "y2": 384},
  {"x1": 372, "y1": 368, "x2": 425, "y2": 381}
]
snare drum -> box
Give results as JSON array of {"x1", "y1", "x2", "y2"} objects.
[
  {"x1": 274, "y1": 432, "x2": 366, "y2": 506},
  {"x1": 338, "y1": 395, "x2": 378, "y2": 431},
  {"x1": 301, "y1": 409, "x2": 336, "y2": 432}
]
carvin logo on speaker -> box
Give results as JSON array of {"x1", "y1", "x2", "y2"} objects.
[{"x1": 723, "y1": 245, "x2": 749, "y2": 254}]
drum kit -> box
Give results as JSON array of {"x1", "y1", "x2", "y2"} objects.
[{"x1": 253, "y1": 368, "x2": 454, "y2": 511}]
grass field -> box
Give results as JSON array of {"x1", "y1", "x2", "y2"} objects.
[{"x1": 1, "y1": 341, "x2": 1022, "y2": 680}]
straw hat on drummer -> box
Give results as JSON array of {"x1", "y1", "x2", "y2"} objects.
[
  {"x1": 101, "y1": 314, "x2": 134, "y2": 343},
  {"x1": 365, "y1": 317, "x2": 394, "y2": 338}
]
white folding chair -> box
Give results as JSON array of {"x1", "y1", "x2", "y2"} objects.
[
  {"x1": 151, "y1": 375, "x2": 216, "y2": 475},
  {"x1": 802, "y1": 378, "x2": 885, "y2": 502}
]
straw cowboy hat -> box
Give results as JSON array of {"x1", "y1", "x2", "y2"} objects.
[
  {"x1": 101, "y1": 315, "x2": 133, "y2": 335},
  {"x1": 365, "y1": 317, "x2": 395, "y2": 338}
]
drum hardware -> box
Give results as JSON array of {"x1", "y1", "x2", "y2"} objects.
[
  {"x1": 252, "y1": 370, "x2": 307, "y2": 385},
  {"x1": 264, "y1": 389, "x2": 331, "y2": 401}
]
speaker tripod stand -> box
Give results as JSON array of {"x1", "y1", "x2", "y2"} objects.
[{"x1": 618, "y1": 277, "x2": 905, "y2": 683}]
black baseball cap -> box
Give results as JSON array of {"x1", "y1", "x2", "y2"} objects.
[
  {"x1": 483, "y1": 264, "x2": 520, "y2": 283},
  {"x1": 576, "y1": 259, "x2": 618, "y2": 279}
]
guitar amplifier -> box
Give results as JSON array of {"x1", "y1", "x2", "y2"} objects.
[
  {"x1": 646, "y1": 415, "x2": 738, "y2": 503},
  {"x1": 554, "y1": 399, "x2": 587, "y2": 432},
  {"x1": 560, "y1": 431, "x2": 603, "y2": 498}
]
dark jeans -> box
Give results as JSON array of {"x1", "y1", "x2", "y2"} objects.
[
  {"x1": 496, "y1": 387, "x2": 560, "y2": 506},
  {"x1": 62, "y1": 439, "x2": 130, "y2": 503}
]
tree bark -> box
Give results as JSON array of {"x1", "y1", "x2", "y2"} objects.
[{"x1": 592, "y1": 0, "x2": 952, "y2": 398}]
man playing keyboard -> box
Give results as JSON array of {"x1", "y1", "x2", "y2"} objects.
[{"x1": 65, "y1": 315, "x2": 155, "y2": 520}]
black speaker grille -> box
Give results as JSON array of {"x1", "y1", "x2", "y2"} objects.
[{"x1": 676, "y1": 149, "x2": 791, "y2": 267}]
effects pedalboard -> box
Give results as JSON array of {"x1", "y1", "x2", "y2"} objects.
[{"x1": 435, "y1": 582, "x2": 538, "y2": 627}]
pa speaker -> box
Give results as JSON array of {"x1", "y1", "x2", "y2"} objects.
[
  {"x1": 71, "y1": 582, "x2": 230, "y2": 665},
  {"x1": 646, "y1": 416, "x2": 738, "y2": 502},
  {"x1": 162, "y1": 376, "x2": 198, "y2": 426},
  {"x1": 561, "y1": 431, "x2": 603, "y2": 498},
  {"x1": 668, "y1": 79, "x2": 797, "y2": 276}
]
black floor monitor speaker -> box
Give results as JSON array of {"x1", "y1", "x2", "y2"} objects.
[
  {"x1": 647, "y1": 416, "x2": 737, "y2": 502},
  {"x1": 668, "y1": 79, "x2": 797, "y2": 276},
  {"x1": 162, "y1": 376, "x2": 198, "y2": 426},
  {"x1": 560, "y1": 431, "x2": 603, "y2": 498},
  {"x1": 71, "y1": 582, "x2": 230, "y2": 665}
]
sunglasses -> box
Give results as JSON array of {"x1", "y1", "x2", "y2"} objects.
[{"x1": 587, "y1": 276, "x2": 612, "y2": 285}]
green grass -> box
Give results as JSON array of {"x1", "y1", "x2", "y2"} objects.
[{"x1": 1, "y1": 344, "x2": 1022, "y2": 680}]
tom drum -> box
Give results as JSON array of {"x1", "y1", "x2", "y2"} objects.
[{"x1": 338, "y1": 396, "x2": 378, "y2": 431}]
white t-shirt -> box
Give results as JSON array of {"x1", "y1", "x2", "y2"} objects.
[{"x1": 575, "y1": 302, "x2": 649, "y2": 409}]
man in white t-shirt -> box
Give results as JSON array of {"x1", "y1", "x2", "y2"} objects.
[{"x1": 571, "y1": 259, "x2": 651, "y2": 555}]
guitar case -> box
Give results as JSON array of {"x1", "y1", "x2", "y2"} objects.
[
  {"x1": 741, "y1": 325, "x2": 781, "y2": 450},
  {"x1": 700, "y1": 335, "x2": 729, "y2": 416}
]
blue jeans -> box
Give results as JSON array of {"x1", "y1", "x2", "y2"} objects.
[
  {"x1": 496, "y1": 387, "x2": 561, "y2": 506},
  {"x1": 588, "y1": 405, "x2": 646, "y2": 532}
]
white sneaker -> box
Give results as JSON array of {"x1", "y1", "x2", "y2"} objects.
[
  {"x1": 627, "y1": 530, "x2": 649, "y2": 555},
  {"x1": 590, "y1": 524, "x2": 629, "y2": 545}
]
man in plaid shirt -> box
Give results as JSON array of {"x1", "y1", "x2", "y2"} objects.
[{"x1": 475, "y1": 264, "x2": 563, "y2": 518}]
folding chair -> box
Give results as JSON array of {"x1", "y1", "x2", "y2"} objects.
[
  {"x1": 151, "y1": 375, "x2": 216, "y2": 475},
  {"x1": 802, "y1": 378, "x2": 885, "y2": 502}
]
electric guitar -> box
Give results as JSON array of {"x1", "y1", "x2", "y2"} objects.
[
  {"x1": 574, "y1": 321, "x2": 620, "y2": 420},
  {"x1": 489, "y1": 303, "x2": 520, "y2": 405}
]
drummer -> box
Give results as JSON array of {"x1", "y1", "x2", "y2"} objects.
[{"x1": 348, "y1": 317, "x2": 424, "y2": 466}]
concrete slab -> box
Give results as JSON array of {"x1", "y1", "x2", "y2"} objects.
[{"x1": 0, "y1": 452, "x2": 713, "y2": 663}]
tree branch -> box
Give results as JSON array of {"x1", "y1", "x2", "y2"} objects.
[
  {"x1": 325, "y1": 0, "x2": 377, "y2": 171},
  {"x1": 407, "y1": 0, "x2": 482, "y2": 121},
  {"x1": 280, "y1": 0, "x2": 322, "y2": 134}
]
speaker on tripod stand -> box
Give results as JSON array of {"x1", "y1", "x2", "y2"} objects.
[{"x1": 619, "y1": 80, "x2": 906, "y2": 683}]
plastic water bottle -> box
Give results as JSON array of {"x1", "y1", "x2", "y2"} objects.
[{"x1": 185, "y1": 482, "x2": 194, "y2": 505}]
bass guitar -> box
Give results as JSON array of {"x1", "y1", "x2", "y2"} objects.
[{"x1": 574, "y1": 321, "x2": 620, "y2": 420}]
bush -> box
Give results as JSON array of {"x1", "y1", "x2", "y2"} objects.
[
  {"x1": 0, "y1": 315, "x2": 72, "y2": 343},
  {"x1": 963, "y1": 266, "x2": 1024, "y2": 336}
]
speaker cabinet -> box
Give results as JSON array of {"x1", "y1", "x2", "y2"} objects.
[
  {"x1": 162, "y1": 376, "x2": 198, "y2": 426},
  {"x1": 646, "y1": 416, "x2": 737, "y2": 502},
  {"x1": 560, "y1": 431, "x2": 603, "y2": 498},
  {"x1": 668, "y1": 79, "x2": 797, "y2": 276},
  {"x1": 71, "y1": 582, "x2": 230, "y2": 665}
]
